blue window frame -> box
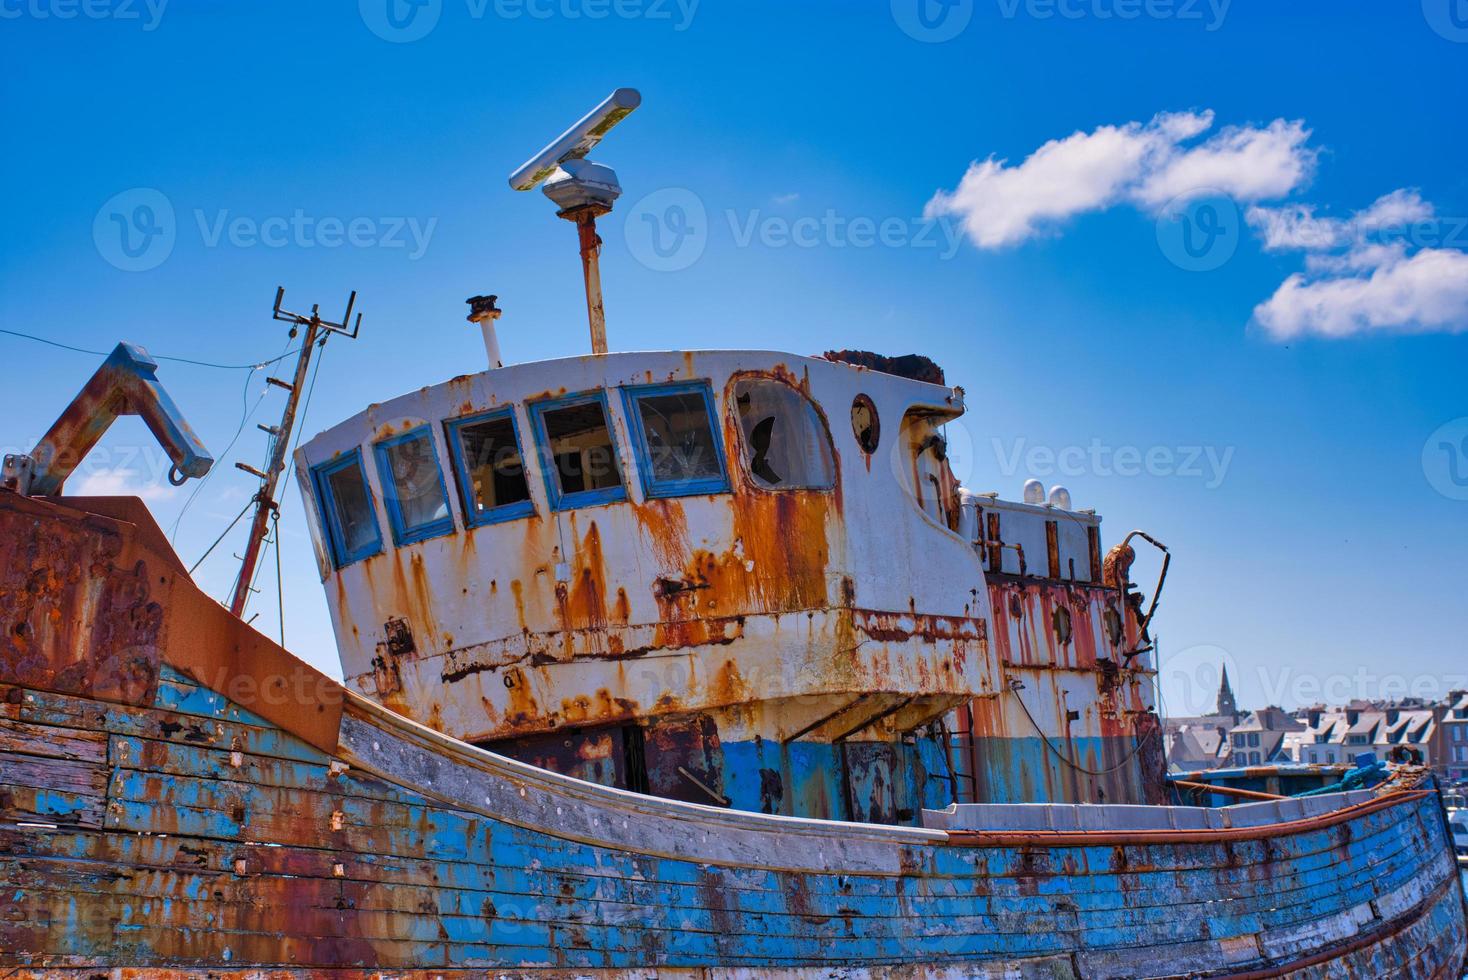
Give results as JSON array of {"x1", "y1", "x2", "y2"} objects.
[
  {"x1": 311, "y1": 450, "x2": 383, "y2": 568},
  {"x1": 372, "y1": 426, "x2": 456, "y2": 546},
  {"x1": 444, "y1": 407, "x2": 536, "y2": 527},
  {"x1": 620, "y1": 381, "x2": 730, "y2": 499},
  {"x1": 527, "y1": 390, "x2": 628, "y2": 511}
]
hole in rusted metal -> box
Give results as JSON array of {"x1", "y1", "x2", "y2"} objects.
[
  {"x1": 850, "y1": 394, "x2": 879, "y2": 454},
  {"x1": 383, "y1": 617, "x2": 416, "y2": 658},
  {"x1": 1053, "y1": 606, "x2": 1073, "y2": 645}
]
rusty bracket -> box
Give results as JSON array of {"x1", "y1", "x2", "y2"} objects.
[
  {"x1": 1119, "y1": 529, "x2": 1170, "y2": 657},
  {"x1": 1, "y1": 453, "x2": 35, "y2": 494},
  {"x1": 26, "y1": 342, "x2": 213, "y2": 497}
]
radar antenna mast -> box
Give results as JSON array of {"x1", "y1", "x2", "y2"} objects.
[{"x1": 508, "y1": 88, "x2": 641, "y2": 355}]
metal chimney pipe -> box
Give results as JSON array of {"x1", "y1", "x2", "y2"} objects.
[{"x1": 466, "y1": 294, "x2": 504, "y2": 369}]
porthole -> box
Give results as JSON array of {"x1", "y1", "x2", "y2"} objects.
[{"x1": 851, "y1": 394, "x2": 880, "y2": 454}]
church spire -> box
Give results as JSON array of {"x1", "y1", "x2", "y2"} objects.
[{"x1": 1216, "y1": 664, "x2": 1238, "y2": 719}]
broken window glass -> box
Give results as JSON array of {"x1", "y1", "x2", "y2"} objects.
[
  {"x1": 732, "y1": 378, "x2": 836, "y2": 490},
  {"x1": 376, "y1": 428, "x2": 453, "y2": 544},
  {"x1": 448, "y1": 410, "x2": 533, "y2": 524},
  {"x1": 626, "y1": 384, "x2": 728, "y2": 497}
]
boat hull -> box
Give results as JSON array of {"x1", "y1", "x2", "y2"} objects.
[{"x1": 1, "y1": 494, "x2": 1466, "y2": 976}]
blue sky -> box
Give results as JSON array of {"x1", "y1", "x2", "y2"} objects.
[{"x1": 2, "y1": 0, "x2": 1465, "y2": 713}]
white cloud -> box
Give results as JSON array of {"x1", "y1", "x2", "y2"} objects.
[
  {"x1": 1254, "y1": 246, "x2": 1468, "y2": 340},
  {"x1": 1246, "y1": 203, "x2": 1343, "y2": 251},
  {"x1": 1246, "y1": 189, "x2": 1436, "y2": 253},
  {"x1": 1248, "y1": 189, "x2": 1467, "y2": 339},
  {"x1": 1134, "y1": 119, "x2": 1315, "y2": 210},
  {"x1": 69, "y1": 467, "x2": 180, "y2": 502},
  {"x1": 1354, "y1": 188, "x2": 1434, "y2": 231},
  {"x1": 926, "y1": 110, "x2": 1316, "y2": 249}
]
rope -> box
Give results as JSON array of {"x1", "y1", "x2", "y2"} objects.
[{"x1": 1007, "y1": 681, "x2": 1162, "y2": 778}]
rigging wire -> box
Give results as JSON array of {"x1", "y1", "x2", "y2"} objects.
[
  {"x1": 0, "y1": 327, "x2": 301, "y2": 371},
  {"x1": 273, "y1": 509, "x2": 285, "y2": 647},
  {"x1": 187, "y1": 499, "x2": 255, "y2": 575},
  {"x1": 168, "y1": 333, "x2": 297, "y2": 542}
]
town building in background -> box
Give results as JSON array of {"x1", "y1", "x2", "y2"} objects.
[
  {"x1": 1442, "y1": 693, "x2": 1468, "y2": 783},
  {"x1": 1227, "y1": 706, "x2": 1305, "y2": 767},
  {"x1": 1162, "y1": 666, "x2": 1242, "y2": 772},
  {"x1": 1163, "y1": 665, "x2": 1466, "y2": 788}
]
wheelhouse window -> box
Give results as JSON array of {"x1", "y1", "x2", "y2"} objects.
[
  {"x1": 445, "y1": 409, "x2": 534, "y2": 526},
  {"x1": 732, "y1": 378, "x2": 835, "y2": 490},
  {"x1": 373, "y1": 427, "x2": 455, "y2": 545},
  {"x1": 529, "y1": 391, "x2": 627, "y2": 509},
  {"x1": 312, "y1": 450, "x2": 382, "y2": 568},
  {"x1": 622, "y1": 382, "x2": 729, "y2": 498}
]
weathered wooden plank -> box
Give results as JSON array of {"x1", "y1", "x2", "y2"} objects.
[
  {"x1": 152, "y1": 669, "x2": 295, "y2": 731},
  {"x1": 1, "y1": 839, "x2": 1461, "y2": 973},
  {"x1": 2, "y1": 684, "x2": 332, "y2": 766},
  {"x1": 0, "y1": 786, "x2": 103, "y2": 829},
  {"x1": 0, "y1": 845, "x2": 1414, "y2": 960},
  {"x1": 0, "y1": 718, "x2": 108, "y2": 763},
  {"x1": 90, "y1": 791, "x2": 1421, "y2": 936},
  {"x1": 107, "y1": 734, "x2": 417, "y2": 807},
  {"x1": 0, "y1": 856, "x2": 1072, "y2": 949},
  {"x1": 10, "y1": 786, "x2": 1432, "y2": 957},
  {"x1": 14, "y1": 807, "x2": 1424, "y2": 947},
  {"x1": 2, "y1": 882, "x2": 1088, "y2": 966},
  {"x1": 100, "y1": 756, "x2": 1429, "y2": 919},
  {"x1": 0, "y1": 750, "x2": 107, "y2": 797}
]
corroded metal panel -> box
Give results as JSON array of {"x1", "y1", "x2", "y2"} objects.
[
  {"x1": 0, "y1": 493, "x2": 344, "y2": 754},
  {"x1": 0, "y1": 493, "x2": 164, "y2": 707}
]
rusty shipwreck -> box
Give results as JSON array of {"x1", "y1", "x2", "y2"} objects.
[{"x1": 1, "y1": 89, "x2": 1466, "y2": 977}]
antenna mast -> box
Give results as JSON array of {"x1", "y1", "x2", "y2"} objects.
[
  {"x1": 228, "y1": 287, "x2": 362, "y2": 620},
  {"x1": 509, "y1": 88, "x2": 641, "y2": 355}
]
